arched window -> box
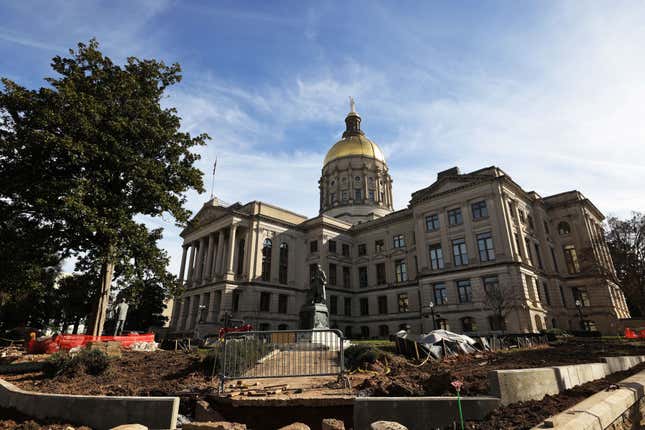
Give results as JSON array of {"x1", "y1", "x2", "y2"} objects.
[
  {"x1": 558, "y1": 221, "x2": 571, "y2": 235},
  {"x1": 279, "y1": 242, "x2": 288, "y2": 284},
  {"x1": 261, "y1": 239, "x2": 272, "y2": 281}
]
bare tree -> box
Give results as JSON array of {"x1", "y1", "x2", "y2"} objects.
[
  {"x1": 605, "y1": 213, "x2": 645, "y2": 316},
  {"x1": 482, "y1": 280, "x2": 518, "y2": 333}
]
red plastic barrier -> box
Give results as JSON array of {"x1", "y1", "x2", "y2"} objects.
[
  {"x1": 625, "y1": 328, "x2": 639, "y2": 339},
  {"x1": 55, "y1": 333, "x2": 156, "y2": 350},
  {"x1": 219, "y1": 324, "x2": 253, "y2": 339}
]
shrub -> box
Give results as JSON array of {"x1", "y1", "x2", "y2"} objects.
[
  {"x1": 43, "y1": 352, "x2": 74, "y2": 377},
  {"x1": 43, "y1": 349, "x2": 110, "y2": 377},
  {"x1": 344, "y1": 344, "x2": 387, "y2": 370},
  {"x1": 78, "y1": 349, "x2": 110, "y2": 375}
]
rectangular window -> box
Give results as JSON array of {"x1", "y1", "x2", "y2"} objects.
[
  {"x1": 471, "y1": 200, "x2": 488, "y2": 220},
  {"x1": 508, "y1": 201, "x2": 516, "y2": 218},
  {"x1": 393, "y1": 234, "x2": 405, "y2": 248},
  {"x1": 542, "y1": 282, "x2": 551, "y2": 305},
  {"x1": 534, "y1": 278, "x2": 542, "y2": 302},
  {"x1": 329, "y1": 263, "x2": 337, "y2": 285},
  {"x1": 355, "y1": 189, "x2": 362, "y2": 200},
  {"x1": 525, "y1": 274, "x2": 536, "y2": 301},
  {"x1": 477, "y1": 232, "x2": 495, "y2": 262},
  {"x1": 358, "y1": 244, "x2": 367, "y2": 256},
  {"x1": 525, "y1": 238, "x2": 534, "y2": 265},
  {"x1": 564, "y1": 245, "x2": 580, "y2": 274},
  {"x1": 515, "y1": 233, "x2": 523, "y2": 258},
  {"x1": 330, "y1": 296, "x2": 338, "y2": 315},
  {"x1": 309, "y1": 264, "x2": 317, "y2": 283},
  {"x1": 375, "y1": 239, "x2": 385, "y2": 253},
  {"x1": 534, "y1": 243, "x2": 543, "y2": 269},
  {"x1": 483, "y1": 275, "x2": 499, "y2": 294},
  {"x1": 359, "y1": 266, "x2": 368, "y2": 288},
  {"x1": 376, "y1": 262, "x2": 386, "y2": 285},
  {"x1": 278, "y1": 294, "x2": 288, "y2": 314},
  {"x1": 425, "y1": 214, "x2": 440, "y2": 231},
  {"x1": 395, "y1": 259, "x2": 408, "y2": 282},
  {"x1": 448, "y1": 208, "x2": 463, "y2": 226},
  {"x1": 310, "y1": 240, "x2": 318, "y2": 253},
  {"x1": 428, "y1": 244, "x2": 445, "y2": 270},
  {"x1": 232, "y1": 291, "x2": 241, "y2": 312},
  {"x1": 342, "y1": 191, "x2": 348, "y2": 201},
  {"x1": 344, "y1": 297, "x2": 352, "y2": 316},
  {"x1": 398, "y1": 293, "x2": 409, "y2": 313},
  {"x1": 551, "y1": 247, "x2": 559, "y2": 271},
  {"x1": 360, "y1": 298, "x2": 369, "y2": 316},
  {"x1": 342, "y1": 243, "x2": 350, "y2": 257},
  {"x1": 342, "y1": 266, "x2": 351, "y2": 287},
  {"x1": 573, "y1": 287, "x2": 590, "y2": 307},
  {"x1": 559, "y1": 284, "x2": 567, "y2": 307},
  {"x1": 518, "y1": 210, "x2": 525, "y2": 223},
  {"x1": 369, "y1": 190, "x2": 375, "y2": 201},
  {"x1": 378, "y1": 296, "x2": 388, "y2": 314},
  {"x1": 452, "y1": 238, "x2": 469, "y2": 266},
  {"x1": 433, "y1": 283, "x2": 447, "y2": 305},
  {"x1": 260, "y1": 292, "x2": 271, "y2": 312},
  {"x1": 457, "y1": 280, "x2": 472, "y2": 303},
  {"x1": 328, "y1": 240, "x2": 337, "y2": 253}
]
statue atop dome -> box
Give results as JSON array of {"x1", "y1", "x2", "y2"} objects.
[{"x1": 349, "y1": 96, "x2": 356, "y2": 113}]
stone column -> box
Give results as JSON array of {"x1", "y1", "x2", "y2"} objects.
[
  {"x1": 186, "y1": 244, "x2": 196, "y2": 284},
  {"x1": 205, "y1": 233, "x2": 215, "y2": 281},
  {"x1": 178, "y1": 245, "x2": 188, "y2": 285},
  {"x1": 243, "y1": 226, "x2": 253, "y2": 278},
  {"x1": 196, "y1": 294, "x2": 206, "y2": 326},
  {"x1": 207, "y1": 291, "x2": 218, "y2": 322},
  {"x1": 175, "y1": 298, "x2": 185, "y2": 330},
  {"x1": 226, "y1": 223, "x2": 238, "y2": 275},
  {"x1": 196, "y1": 237, "x2": 207, "y2": 282},
  {"x1": 214, "y1": 230, "x2": 224, "y2": 277},
  {"x1": 185, "y1": 295, "x2": 195, "y2": 330}
]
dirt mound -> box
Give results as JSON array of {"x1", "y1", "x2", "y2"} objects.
[{"x1": 2, "y1": 350, "x2": 213, "y2": 397}]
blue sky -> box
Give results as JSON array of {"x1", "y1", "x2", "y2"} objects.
[{"x1": 1, "y1": 1, "x2": 644, "y2": 275}]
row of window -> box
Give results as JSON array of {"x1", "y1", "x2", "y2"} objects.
[
  {"x1": 261, "y1": 239, "x2": 289, "y2": 283},
  {"x1": 425, "y1": 200, "x2": 488, "y2": 232},
  {"x1": 313, "y1": 235, "x2": 408, "y2": 257},
  {"x1": 258, "y1": 292, "x2": 289, "y2": 313},
  {"x1": 324, "y1": 259, "x2": 410, "y2": 289},
  {"x1": 329, "y1": 293, "x2": 410, "y2": 316},
  {"x1": 427, "y1": 231, "x2": 496, "y2": 270},
  {"x1": 329, "y1": 189, "x2": 382, "y2": 204},
  {"x1": 329, "y1": 175, "x2": 382, "y2": 187}
]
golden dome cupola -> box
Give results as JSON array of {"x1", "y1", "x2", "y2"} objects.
[{"x1": 319, "y1": 98, "x2": 394, "y2": 224}]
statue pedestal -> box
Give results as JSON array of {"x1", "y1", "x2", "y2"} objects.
[{"x1": 299, "y1": 302, "x2": 329, "y2": 330}]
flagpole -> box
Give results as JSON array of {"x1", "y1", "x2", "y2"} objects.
[{"x1": 210, "y1": 157, "x2": 217, "y2": 199}]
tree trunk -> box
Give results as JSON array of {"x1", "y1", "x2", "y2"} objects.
[
  {"x1": 73, "y1": 317, "x2": 81, "y2": 334},
  {"x1": 90, "y1": 252, "x2": 115, "y2": 337}
]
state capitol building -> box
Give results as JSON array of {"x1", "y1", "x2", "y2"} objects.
[{"x1": 169, "y1": 103, "x2": 630, "y2": 338}]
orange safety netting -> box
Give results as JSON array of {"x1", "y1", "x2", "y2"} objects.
[{"x1": 27, "y1": 333, "x2": 155, "y2": 354}]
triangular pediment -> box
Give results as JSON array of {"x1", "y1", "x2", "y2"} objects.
[
  {"x1": 410, "y1": 174, "x2": 494, "y2": 205},
  {"x1": 182, "y1": 203, "x2": 231, "y2": 236}
]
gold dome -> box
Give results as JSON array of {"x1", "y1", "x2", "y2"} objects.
[{"x1": 323, "y1": 134, "x2": 386, "y2": 166}]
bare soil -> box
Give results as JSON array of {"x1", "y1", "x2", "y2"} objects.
[
  {"x1": 466, "y1": 361, "x2": 645, "y2": 430},
  {"x1": 353, "y1": 338, "x2": 645, "y2": 396}
]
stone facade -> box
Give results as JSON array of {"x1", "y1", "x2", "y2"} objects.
[{"x1": 170, "y1": 108, "x2": 629, "y2": 338}]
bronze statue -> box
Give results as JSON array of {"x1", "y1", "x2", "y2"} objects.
[{"x1": 308, "y1": 264, "x2": 327, "y2": 304}]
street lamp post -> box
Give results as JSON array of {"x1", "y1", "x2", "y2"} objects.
[
  {"x1": 429, "y1": 301, "x2": 436, "y2": 331},
  {"x1": 575, "y1": 299, "x2": 585, "y2": 331}
]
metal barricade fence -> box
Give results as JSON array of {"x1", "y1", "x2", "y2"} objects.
[{"x1": 218, "y1": 329, "x2": 345, "y2": 391}]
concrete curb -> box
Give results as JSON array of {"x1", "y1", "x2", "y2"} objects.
[
  {"x1": 0, "y1": 378, "x2": 179, "y2": 430},
  {"x1": 353, "y1": 396, "x2": 500, "y2": 429},
  {"x1": 490, "y1": 355, "x2": 645, "y2": 405},
  {"x1": 531, "y1": 369, "x2": 645, "y2": 429}
]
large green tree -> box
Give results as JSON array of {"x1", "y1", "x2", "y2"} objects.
[
  {"x1": 606, "y1": 213, "x2": 645, "y2": 317},
  {"x1": 0, "y1": 40, "x2": 207, "y2": 335}
]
